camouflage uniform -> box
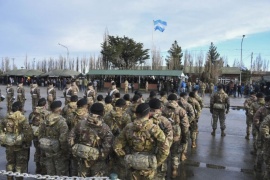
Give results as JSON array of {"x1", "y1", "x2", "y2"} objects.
[
  {"x1": 62, "y1": 102, "x2": 77, "y2": 130},
  {"x1": 195, "y1": 92, "x2": 204, "y2": 109},
  {"x1": 69, "y1": 114, "x2": 114, "y2": 177},
  {"x1": 210, "y1": 88, "x2": 230, "y2": 136},
  {"x1": 149, "y1": 110, "x2": 173, "y2": 180},
  {"x1": 97, "y1": 100, "x2": 105, "y2": 106},
  {"x1": 84, "y1": 86, "x2": 96, "y2": 109},
  {"x1": 253, "y1": 103, "x2": 270, "y2": 172},
  {"x1": 114, "y1": 117, "x2": 170, "y2": 180},
  {"x1": 38, "y1": 113, "x2": 69, "y2": 176},
  {"x1": 187, "y1": 96, "x2": 201, "y2": 141},
  {"x1": 112, "y1": 98, "x2": 120, "y2": 108},
  {"x1": 200, "y1": 82, "x2": 206, "y2": 97},
  {"x1": 259, "y1": 115, "x2": 270, "y2": 179},
  {"x1": 249, "y1": 98, "x2": 265, "y2": 154},
  {"x1": 162, "y1": 101, "x2": 189, "y2": 176},
  {"x1": 104, "y1": 103, "x2": 113, "y2": 115},
  {"x1": 69, "y1": 107, "x2": 89, "y2": 176},
  {"x1": 71, "y1": 83, "x2": 79, "y2": 96},
  {"x1": 17, "y1": 85, "x2": 25, "y2": 112},
  {"x1": 29, "y1": 106, "x2": 50, "y2": 174},
  {"x1": 47, "y1": 85, "x2": 56, "y2": 111},
  {"x1": 63, "y1": 84, "x2": 73, "y2": 105},
  {"x1": 209, "y1": 83, "x2": 214, "y2": 95},
  {"x1": 6, "y1": 85, "x2": 14, "y2": 113},
  {"x1": 244, "y1": 95, "x2": 257, "y2": 139},
  {"x1": 30, "y1": 84, "x2": 41, "y2": 111},
  {"x1": 159, "y1": 96, "x2": 168, "y2": 109},
  {"x1": 0, "y1": 111, "x2": 33, "y2": 180},
  {"x1": 108, "y1": 85, "x2": 119, "y2": 98},
  {"x1": 179, "y1": 97, "x2": 196, "y2": 148},
  {"x1": 126, "y1": 102, "x2": 140, "y2": 122}
]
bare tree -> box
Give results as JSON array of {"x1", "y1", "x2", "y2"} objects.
[
  {"x1": 151, "y1": 46, "x2": 163, "y2": 70},
  {"x1": 195, "y1": 51, "x2": 204, "y2": 78},
  {"x1": 222, "y1": 56, "x2": 228, "y2": 67},
  {"x1": 4, "y1": 57, "x2": 11, "y2": 72},
  {"x1": 232, "y1": 59, "x2": 239, "y2": 67},
  {"x1": 76, "y1": 57, "x2": 79, "y2": 72},
  {"x1": 1, "y1": 58, "x2": 5, "y2": 73}
]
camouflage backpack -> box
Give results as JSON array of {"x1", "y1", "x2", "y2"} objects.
[
  {"x1": 163, "y1": 105, "x2": 181, "y2": 142},
  {"x1": 29, "y1": 110, "x2": 49, "y2": 136}
]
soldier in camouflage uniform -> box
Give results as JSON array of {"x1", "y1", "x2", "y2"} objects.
[
  {"x1": 17, "y1": 83, "x2": 26, "y2": 113},
  {"x1": 124, "y1": 79, "x2": 129, "y2": 94},
  {"x1": 188, "y1": 92, "x2": 202, "y2": 147},
  {"x1": 162, "y1": 94, "x2": 189, "y2": 178},
  {"x1": 104, "y1": 96, "x2": 113, "y2": 115},
  {"x1": 71, "y1": 80, "x2": 79, "y2": 96},
  {"x1": 253, "y1": 96, "x2": 270, "y2": 172},
  {"x1": 96, "y1": 95, "x2": 105, "y2": 106},
  {"x1": 28, "y1": 98, "x2": 50, "y2": 174},
  {"x1": 243, "y1": 91, "x2": 257, "y2": 140},
  {"x1": 69, "y1": 98, "x2": 89, "y2": 176},
  {"x1": 126, "y1": 95, "x2": 142, "y2": 122},
  {"x1": 84, "y1": 82, "x2": 96, "y2": 109},
  {"x1": 6, "y1": 83, "x2": 15, "y2": 113},
  {"x1": 104, "y1": 99, "x2": 131, "y2": 179},
  {"x1": 38, "y1": 101, "x2": 69, "y2": 176},
  {"x1": 249, "y1": 92, "x2": 265, "y2": 155},
  {"x1": 259, "y1": 114, "x2": 270, "y2": 179},
  {"x1": 0, "y1": 102, "x2": 33, "y2": 180},
  {"x1": 149, "y1": 98, "x2": 173, "y2": 180},
  {"x1": 200, "y1": 82, "x2": 206, "y2": 97},
  {"x1": 179, "y1": 92, "x2": 196, "y2": 148},
  {"x1": 63, "y1": 81, "x2": 73, "y2": 105},
  {"x1": 69, "y1": 103, "x2": 114, "y2": 177},
  {"x1": 30, "y1": 81, "x2": 40, "y2": 111},
  {"x1": 193, "y1": 88, "x2": 204, "y2": 109},
  {"x1": 159, "y1": 91, "x2": 168, "y2": 109},
  {"x1": 47, "y1": 82, "x2": 56, "y2": 111},
  {"x1": 62, "y1": 95, "x2": 78, "y2": 130},
  {"x1": 112, "y1": 92, "x2": 121, "y2": 107},
  {"x1": 210, "y1": 85, "x2": 230, "y2": 137},
  {"x1": 114, "y1": 103, "x2": 170, "y2": 180}
]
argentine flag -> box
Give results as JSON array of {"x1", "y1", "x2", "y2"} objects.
[{"x1": 154, "y1": 20, "x2": 167, "y2": 32}]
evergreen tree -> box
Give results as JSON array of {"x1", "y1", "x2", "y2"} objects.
[
  {"x1": 166, "y1": 40, "x2": 183, "y2": 70},
  {"x1": 208, "y1": 42, "x2": 220, "y2": 63}
]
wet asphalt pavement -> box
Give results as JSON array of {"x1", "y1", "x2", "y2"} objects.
[{"x1": 0, "y1": 86, "x2": 258, "y2": 179}]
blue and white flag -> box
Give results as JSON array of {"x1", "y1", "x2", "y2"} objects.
[
  {"x1": 240, "y1": 66, "x2": 247, "y2": 71},
  {"x1": 153, "y1": 20, "x2": 167, "y2": 32}
]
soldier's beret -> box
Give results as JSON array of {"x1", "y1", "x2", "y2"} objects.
[
  {"x1": 12, "y1": 101, "x2": 22, "y2": 109},
  {"x1": 88, "y1": 82, "x2": 93, "y2": 86},
  {"x1": 105, "y1": 96, "x2": 112, "y2": 103},
  {"x1": 77, "y1": 98, "x2": 87, "y2": 107},
  {"x1": 149, "y1": 98, "x2": 161, "y2": 109},
  {"x1": 149, "y1": 91, "x2": 156, "y2": 98},
  {"x1": 115, "y1": 99, "x2": 126, "y2": 107},
  {"x1": 265, "y1": 96, "x2": 270, "y2": 102},
  {"x1": 168, "y1": 94, "x2": 178, "y2": 101},
  {"x1": 159, "y1": 91, "x2": 166, "y2": 96},
  {"x1": 256, "y1": 92, "x2": 264, "y2": 98},
  {"x1": 180, "y1": 92, "x2": 187, "y2": 97},
  {"x1": 70, "y1": 95, "x2": 78, "y2": 102},
  {"x1": 123, "y1": 94, "x2": 130, "y2": 101},
  {"x1": 132, "y1": 95, "x2": 140, "y2": 102},
  {"x1": 189, "y1": 92, "x2": 195, "y2": 98},
  {"x1": 90, "y1": 103, "x2": 104, "y2": 116},
  {"x1": 66, "y1": 81, "x2": 71, "y2": 85},
  {"x1": 38, "y1": 98, "x2": 47, "y2": 107},
  {"x1": 97, "y1": 95, "x2": 103, "y2": 101},
  {"x1": 136, "y1": 103, "x2": 150, "y2": 116},
  {"x1": 114, "y1": 92, "x2": 120, "y2": 98},
  {"x1": 50, "y1": 100, "x2": 62, "y2": 110}
]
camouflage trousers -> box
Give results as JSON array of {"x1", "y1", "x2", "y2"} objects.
[
  {"x1": 246, "y1": 115, "x2": 255, "y2": 136},
  {"x1": 190, "y1": 121, "x2": 198, "y2": 141},
  {"x1": 255, "y1": 129, "x2": 264, "y2": 170},
  {"x1": 201, "y1": 89, "x2": 205, "y2": 97},
  {"x1": 130, "y1": 169, "x2": 156, "y2": 180},
  {"x1": 155, "y1": 160, "x2": 168, "y2": 180},
  {"x1": 6, "y1": 147, "x2": 29, "y2": 178},
  {"x1": 6, "y1": 97, "x2": 13, "y2": 113},
  {"x1": 47, "y1": 100, "x2": 53, "y2": 111},
  {"x1": 17, "y1": 97, "x2": 25, "y2": 111},
  {"x1": 78, "y1": 159, "x2": 108, "y2": 177},
  {"x1": 111, "y1": 155, "x2": 127, "y2": 180},
  {"x1": 44, "y1": 152, "x2": 69, "y2": 176},
  {"x1": 263, "y1": 154, "x2": 270, "y2": 180},
  {"x1": 70, "y1": 156, "x2": 78, "y2": 176},
  {"x1": 32, "y1": 98, "x2": 39, "y2": 111},
  {"x1": 33, "y1": 138, "x2": 46, "y2": 175},
  {"x1": 170, "y1": 140, "x2": 181, "y2": 167},
  {"x1": 212, "y1": 109, "x2": 226, "y2": 130},
  {"x1": 181, "y1": 127, "x2": 189, "y2": 155},
  {"x1": 125, "y1": 87, "x2": 128, "y2": 94}
]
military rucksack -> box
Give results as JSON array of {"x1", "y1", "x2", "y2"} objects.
[
  {"x1": 30, "y1": 110, "x2": 48, "y2": 136},
  {"x1": 163, "y1": 106, "x2": 181, "y2": 142}
]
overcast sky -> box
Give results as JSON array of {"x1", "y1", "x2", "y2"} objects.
[{"x1": 0, "y1": 0, "x2": 270, "y2": 69}]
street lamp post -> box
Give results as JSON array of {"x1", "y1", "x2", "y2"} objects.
[
  {"x1": 58, "y1": 43, "x2": 69, "y2": 62},
  {"x1": 240, "y1": 35, "x2": 245, "y2": 85}
]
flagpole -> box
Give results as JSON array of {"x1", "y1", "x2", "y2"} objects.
[{"x1": 151, "y1": 20, "x2": 154, "y2": 70}]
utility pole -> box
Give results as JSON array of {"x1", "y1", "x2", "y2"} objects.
[{"x1": 250, "y1": 52, "x2": 253, "y2": 84}]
